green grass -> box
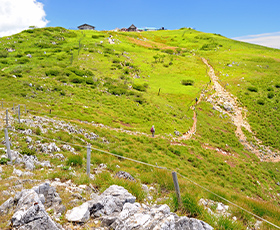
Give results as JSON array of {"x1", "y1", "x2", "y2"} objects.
[{"x1": 0, "y1": 27, "x2": 280, "y2": 229}]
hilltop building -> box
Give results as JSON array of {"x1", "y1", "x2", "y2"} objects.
[
  {"x1": 127, "y1": 24, "x2": 137, "y2": 32},
  {"x1": 119, "y1": 25, "x2": 165, "y2": 32},
  {"x1": 78, "y1": 24, "x2": 95, "y2": 30}
]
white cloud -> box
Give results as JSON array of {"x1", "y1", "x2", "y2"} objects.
[
  {"x1": 233, "y1": 32, "x2": 280, "y2": 49},
  {"x1": 0, "y1": 0, "x2": 49, "y2": 37}
]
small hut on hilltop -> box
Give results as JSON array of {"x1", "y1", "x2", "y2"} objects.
[
  {"x1": 78, "y1": 24, "x2": 95, "y2": 30},
  {"x1": 127, "y1": 24, "x2": 137, "y2": 32}
]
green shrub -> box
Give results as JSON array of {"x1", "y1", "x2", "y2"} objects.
[
  {"x1": 275, "y1": 83, "x2": 280, "y2": 88},
  {"x1": 181, "y1": 79, "x2": 194, "y2": 86},
  {"x1": 267, "y1": 92, "x2": 274, "y2": 99},
  {"x1": 0, "y1": 158, "x2": 9, "y2": 165},
  {"x1": 66, "y1": 66, "x2": 88, "y2": 76},
  {"x1": 46, "y1": 69, "x2": 60, "y2": 76},
  {"x1": 35, "y1": 127, "x2": 41, "y2": 135},
  {"x1": 247, "y1": 86, "x2": 258, "y2": 92},
  {"x1": 0, "y1": 50, "x2": 9, "y2": 58},
  {"x1": 85, "y1": 69, "x2": 94, "y2": 76},
  {"x1": 70, "y1": 76, "x2": 84, "y2": 84},
  {"x1": 18, "y1": 57, "x2": 30, "y2": 64},
  {"x1": 0, "y1": 60, "x2": 8, "y2": 64},
  {"x1": 132, "y1": 83, "x2": 147, "y2": 92},
  {"x1": 164, "y1": 49, "x2": 174, "y2": 55},
  {"x1": 112, "y1": 58, "x2": 120, "y2": 64},
  {"x1": 133, "y1": 96, "x2": 145, "y2": 104},
  {"x1": 92, "y1": 34, "x2": 105, "y2": 39},
  {"x1": 21, "y1": 147, "x2": 36, "y2": 156},
  {"x1": 14, "y1": 123, "x2": 28, "y2": 130},
  {"x1": 267, "y1": 87, "x2": 273, "y2": 91},
  {"x1": 23, "y1": 29, "x2": 34, "y2": 33},
  {"x1": 108, "y1": 85, "x2": 127, "y2": 95},
  {"x1": 66, "y1": 154, "x2": 83, "y2": 167},
  {"x1": 57, "y1": 76, "x2": 68, "y2": 83},
  {"x1": 85, "y1": 78, "x2": 98, "y2": 86},
  {"x1": 257, "y1": 99, "x2": 265, "y2": 105},
  {"x1": 35, "y1": 42, "x2": 51, "y2": 48}
]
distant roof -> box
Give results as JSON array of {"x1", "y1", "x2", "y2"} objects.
[
  {"x1": 128, "y1": 24, "x2": 137, "y2": 29},
  {"x1": 78, "y1": 24, "x2": 95, "y2": 29}
]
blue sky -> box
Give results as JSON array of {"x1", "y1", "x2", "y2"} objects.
[
  {"x1": 40, "y1": 0, "x2": 279, "y2": 38},
  {"x1": 1, "y1": 0, "x2": 280, "y2": 48}
]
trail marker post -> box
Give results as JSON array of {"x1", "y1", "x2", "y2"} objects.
[
  {"x1": 172, "y1": 171, "x2": 181, "y2": 204},
  {"x1": 4, "y1": 128, "x2": 12, "y2": 162},
  {"x1": 87, "y1": 145, "x2": 91, "y2": 177}
]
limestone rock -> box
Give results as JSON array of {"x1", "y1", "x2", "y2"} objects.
[
  {"x1": 11, "y1": 189, "x2": 61, "y2": 229},
  {"x1": 0, "y1": 197, "x2": 14, "y2": 215},
  {"x1": 114, "y1": 171, "x2": 135, "y2": 181},
  {"x1": 101, "y1": 185, "x2": 136, "y2": 205},
  {"x1": 66, "y1": 202, "x2": 90, "y2": 223}
]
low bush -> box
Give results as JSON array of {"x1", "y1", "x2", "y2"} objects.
[
  {"x1": 0, "y1": 158, "x2": 9, "y2": 165},
  {"x1": 70, "y1": 75, "x2": 84, "y2": 84},
  {"x1": 92, "y1": 34, "x2": 105, "y2": 39},
  {"x1": 57, "y1": 76, "x2": 68, "y2": 83},
  {"x1": 46, "y1": 69, "x2": 60, "y2": 76},
  {"x1": 132, "y1": 83, "x2": 147, "y2": 92},
  {"x1": 108, "y1": 85, "x2": 128, "y2": 95},
  {"x1": 18, "y1": 57, "x2": 30, "y2": 64},
  {"x1": 181, "y1": 79, "x2": 194, "y2": 86},
  {"x1": 247, "y1": 86, "x2": 258, "y2": 92},
  {"x1": 257, "y1": 99, "x2": 265, "y2": 105},
  {"x1": 0, "y1": 50, "x2": 9, "y2": 58},
  {"x1": 21, "y1": 147, "x2": 36, "y2": 156},
  {"x1": 267, "y1": 92, "x2": 274, "y2": 99},
  {"x1": 267, "y1": 87, "x2": 273, "y2": 91},
  {"x1": 112, "y1": 58, "x2": 120, "y2": 64},
  {"x1": 66, "y1": 154, "x2": 83, "y2": 167},
  {"x1": 275, "y1": 83, "x2": 280, "y2": 88},
  {"x1": 164, "y1": 49, "x2": 174, "y2": 55}
]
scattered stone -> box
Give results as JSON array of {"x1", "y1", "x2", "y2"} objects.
[
  {"x1": 26, "y1": 136, "x2": 32, "y2": 143},
  {"x1": 114, "y1": 171, "x2": 135, "y2": 181}
]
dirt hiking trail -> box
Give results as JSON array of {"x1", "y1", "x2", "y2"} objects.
[{"x1": 202, "y1": 58, "x2": 280, "y2": 162}]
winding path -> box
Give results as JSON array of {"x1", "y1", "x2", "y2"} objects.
[{"x1": 202, "y1": 58, "x2": 280, "y2": 162}]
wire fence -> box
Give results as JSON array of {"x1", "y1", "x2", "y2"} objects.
[{"x1": 1, "y1": 102, "x2": 280, "y2": 229}]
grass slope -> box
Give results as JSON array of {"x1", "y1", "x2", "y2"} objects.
[{"x1": 0, "y1": 27, "x2": 280, "y2": 229}]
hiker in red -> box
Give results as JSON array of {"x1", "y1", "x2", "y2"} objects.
[{"x1": 151, "y1": 125, "x2": 155, "y2": 137}]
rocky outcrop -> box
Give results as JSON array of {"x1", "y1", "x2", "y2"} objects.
[
  {"x1": 0, "y1": 182, "x2": 64, "y2": 229},
  {"x1": 66, "y1": 185, "x2": 213, "y2": 230}
]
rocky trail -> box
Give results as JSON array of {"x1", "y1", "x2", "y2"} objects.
[{"x1": 202, "y1": 58, "x2": 280, "y2": 162}]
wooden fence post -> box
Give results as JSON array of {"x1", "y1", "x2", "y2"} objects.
[
  {"x1": 1, "y1": 102, "x2": 3, "y2": 109},
  {"x1": 18, "y1": 105, "x2": 20, "y2": 123},
  {"x1": 25, "y1": 105, "x2": 26, "y2": 113},
  {"x1": 6, "y1": 109, "x2": 8, "y2": 126},
  {"x1": 87, "y1": 145, "x2": 91, "y2": 177},
  {"x1": 4, "y1": 128, "x2": 12, "y2": 162},
  {"x1": 172, "y1": 171, "x2": 181, "y2": 204},
  {"x1": 13, "y1": 103, "x2": 14, "y2": 113}
]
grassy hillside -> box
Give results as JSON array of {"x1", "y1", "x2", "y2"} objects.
[{"x1": 0, "y1": 27, "x2": 280, "y2": 229}]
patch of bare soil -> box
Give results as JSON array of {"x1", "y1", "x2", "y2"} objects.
[{"x1": 127, "y1": 37, "x2": 178, "y2": 50}]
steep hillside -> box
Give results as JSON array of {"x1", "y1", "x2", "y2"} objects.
[{"x1": 0, "y1": 27, "x2": 280, "y2": 229}]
